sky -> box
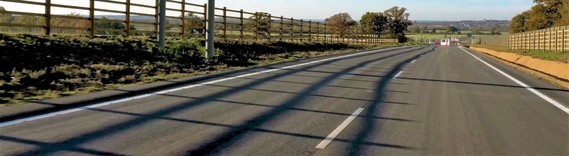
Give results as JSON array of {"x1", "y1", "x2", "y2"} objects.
[{"x1": 0, "y1": 0, "x2": 535, "y2": 21}]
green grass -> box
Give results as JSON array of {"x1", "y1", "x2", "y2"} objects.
[
  {"x1": 407, "y1": 34, "x2": 475, "y2": 40},
  {"x1": 473, "y1": 44, "x2": 569, "y2": 63},
  {"x1": 0, "y1": 34, "x2": 395, "y2": 105},
  {"x1": 406, "y1": 33, "x2": 505, "y2": 41}
]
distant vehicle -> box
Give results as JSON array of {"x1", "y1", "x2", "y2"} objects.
[
  {"x1": 438, "y1": 38, "x2": 460, "y2": 46},
  {"x1": 440, "y1": 38, "x2": 450, "y2": 46}
]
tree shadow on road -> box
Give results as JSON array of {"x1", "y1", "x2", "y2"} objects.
[
  {"x1": 11, "y1": 47, "x2": 423, "y2": 155},
  {"x1": 186, "y1": 47, "x2": 431, "y2": 155},
  {"x1": 348, "y1": 46, "x2": 436, "y2": 155}
]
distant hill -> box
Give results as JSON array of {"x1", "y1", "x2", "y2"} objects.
[{"x1": 412, "y1": 20, "x2": 510, "y2": 32}]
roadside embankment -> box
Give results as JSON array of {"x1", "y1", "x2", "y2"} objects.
[{"x1": 470, "y1": 46, "x2": 569, "y2": 89}]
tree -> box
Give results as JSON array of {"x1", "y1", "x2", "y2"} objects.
[
  {"x1": 359, "y1": 12, "x2": 388, "y2": 38},
  {"x1": 526, "y1": 4, "x2": 552, "y2": 30},
  {"x1": 534, "y1": 0, "x2": 563, "y2": 26},
  {"x1": 384, "y1": 6, "x2": 413, "y2": 41},
  {"x1": 96, "y1": 16, "x2": 126, "y2": 29},
  {"x1": 510, "y1": 0, "x2": 566, "y2": 32},
  {"x1": 325, "y1": 13, "x2": 357, "y2": 37},
  {"x1": 244, "y1": 12, "x2": 271, "y2": 37},
  {"x1": 431, "y1": 28, "x2": 437, "y2": 34},
  {"x1": 446, "y1": 25, "x2": 458, "y2": 33},
  {"x1": 556, "y1": 0, "x2": 569, "y2": 25},
  {"x1": 183, "y1": 13, "x2": 204, "y2": 34}
]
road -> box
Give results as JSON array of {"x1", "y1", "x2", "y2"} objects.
[{"x1": 0, "y1": 46, "x2": 567, "y2": 155}]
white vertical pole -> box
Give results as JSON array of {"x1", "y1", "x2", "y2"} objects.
[
  {"x1": 158, "y1": 0, "x2": 166, "y2": 47},
  {"x1": 206, "y1": 0, "x2": 215, "y2": 59}
]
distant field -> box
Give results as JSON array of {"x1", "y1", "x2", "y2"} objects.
[
  {"x1": 407, "y1": 34, "x2": 468, "y2": 40},
  {"x1": 406, "y1": 32, "x2": 509, "y2": 41},
  {"x1": 406, "y1": 33, "x2": 495, "y2": 40}
]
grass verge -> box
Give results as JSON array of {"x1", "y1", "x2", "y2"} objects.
[
  {"x1": 472, "y1": 44, "x2": 569, "y2": 63},
  {"x1": 0, "y1": 34, "x2": 396, "y2": 106}
]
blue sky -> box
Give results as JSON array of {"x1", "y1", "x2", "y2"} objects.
[
  {"x1": 0, "y1": 0, "x2": 534, "y2": 21},
  {"x1": 195, "y1": 0, "x2": 534, "y2": 21}
]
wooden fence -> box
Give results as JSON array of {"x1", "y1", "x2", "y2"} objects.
[
  {"x1": 508, "y1": 25, "x2": 569, "y2": 51},
  {"x1": 0, "y1": 0, "x2": 397, "y2": 44}
]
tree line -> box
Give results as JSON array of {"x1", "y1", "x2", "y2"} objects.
[
  {"x1": 0, "y1": 6, "x2": 138, "y2": 35},
  {"x1": 510, "y1": 0, "x2": 569, "y2": 33},
  {"x1": 326, "y1": 6, "x2": 412, "y2": 42},
  {"x1": 1, "y1": 5, "x2": 413, "y2": 41}
]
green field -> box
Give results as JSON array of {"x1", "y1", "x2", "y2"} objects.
[{"x1": 407, "y1": 33, "x2": 484, "y2": 40}]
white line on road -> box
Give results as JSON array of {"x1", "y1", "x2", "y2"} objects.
[
  {"x1": 459, "y1": 47, "x2": 569, "y2": 114},
  {"x1": 316, "y1": 108, "x2": 365, "y2": 149},
  {"x1": 411, "y1": 60, "x2": 417, "y2": 64},
  {"x1": 0, "y1": 48, "x2": 402, "y2": 128},
  {"x1": 393, "y1": 71, "x2": 403, "y2": 79}
]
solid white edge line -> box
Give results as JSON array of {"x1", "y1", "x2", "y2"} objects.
[
  {"x1": 393, "y1": 71, "x2": 403, "y2": 79},
  {"x1": 459, "y1": 47, "x2": 569, "y2": 114},
  {"x1": 411, "y1": 60, "x2": 417, "y2": 64},
  {"x1": 0, "y1": 47, "x2": 402, "y2": 128},
  {"x1": 316, "y1": 108, "x2": 365, "y2": 149}
]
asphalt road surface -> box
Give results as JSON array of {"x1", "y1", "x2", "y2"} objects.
[{"x1": 0, "y1": 46, "x2": 567, "y2": 155}]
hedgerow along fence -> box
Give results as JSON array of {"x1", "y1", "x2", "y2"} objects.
[
  {"x1": 508, "y1": 25, "x2": 569, "y2": 51},
  {"x1": 0, "y1": 0, "x2": 397, "y2": 45}
]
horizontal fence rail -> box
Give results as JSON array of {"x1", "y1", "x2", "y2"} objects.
[
  {"x1": 0, "y1": 0, "x2": 397, "y2": 45},
  {"x1": 509, "y1": 25, "x2": 569, "y2": 52}
]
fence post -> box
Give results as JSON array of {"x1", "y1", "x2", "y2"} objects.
[
  {"x1": 205, "y1": 0, "x2": 215, "y2": 59},
  {"x1": 316, "y1": 22, "x2": 320, "y2": 43},
  {"x1": 45, "y1": 0, "x2": 52, "y2": 36},
  {"x1": 240, "y1": 9, "x2": 244, "y2": 41},
  {"x1": 89, "y1": 0, "x2": 94, "y2": 37},
  {"x1": 155, "y1": 0, "x2": 160, "y2": 36},
  {"x1": 562, "y1": 26, "x2": 568, "y2": 51},
  {"x1": 324, "y1": 23, "x2": 327, "y2": 43},
  {"x1": 544, "y1": 30, "x2": 547, "y2": 50},
  {"x1": 369, "y1": 33, "x2": 371, "y2": 45},
  {"x1": 529, "y1": 32, "x2": 532, "y2": 50},
  {"x1": 512, "y1": 34, "x2": 515, "y2": 50},
  {"x1": 290, "y1": 17, "x2": 294, "y2": 42},
  {"x1": 255, "y1": 12, "x2": 259, "y2": 41},
  {"x1": 180, "y1": 0, "x2": 185, "y2": 37},
  {"x1": 375, "y1": 34, "x2": 378, "y2": 45},
  {"x1": 223, "y1": 7, "x2": 227, "y2": 41},
  {"x1": 158, "y1": 0, "x2": 166, "y2": 47},
  {"x1": 203, "y1": 4, "x2": 207, "y2": 39},
  {"x1": 125, "y1": 0, "x2": 131, "y2": 36},
  {"x1": 507, "y1": 35, "x2": 511, "y2": 50},
  {"x1": 341, "y1": 25, "x2": 344, "y2": 43},
  {"x1": 268, "y1": 14, "x2": 272, "y2": 41},
  {"x1": 549, "y1": 29, "x2": 553, "y2": 51},
  {"x1": 308, "y1": 20, "x2": 312, "y2": 42},
  {"x1": 556, "y1": 27, "x2": 560, "y2": 51},
  {"x1": 521, "y1": 32, "x2": 527, "y2": 50},
  {"x1": 300, "y1": 19, "x2": 303, "y2": 42},
  {"x1": 280, "y1": 16, "x2": 284, "y2": 42}
]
